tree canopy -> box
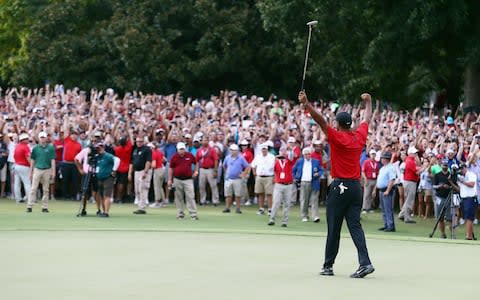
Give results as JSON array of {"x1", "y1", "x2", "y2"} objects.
[{"x1": 0, "y1": 0, "x2": 479, "y2": 108}]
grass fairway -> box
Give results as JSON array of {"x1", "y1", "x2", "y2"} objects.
[{"x1": 1, "y1": 199, "x2": 478, "y2": 300}]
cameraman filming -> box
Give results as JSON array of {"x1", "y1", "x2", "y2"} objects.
[
  {"x1": 93, "y1": 142, "x2": 120, "y2": 217},
  {"x1": 457, "y1": 164, "x2": 478, "y2": 240},
  {"x1": 432, "y1": 159, "x2": 454, "y2": 238}
]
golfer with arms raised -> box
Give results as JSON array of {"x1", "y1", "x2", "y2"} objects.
[{"x1": 298, "y1": 91, "x2": 374, "y2": 278}]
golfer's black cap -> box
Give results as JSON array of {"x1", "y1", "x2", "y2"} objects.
[{"x1": 336, "y1": 112, "x2": 352, "y2": 127}]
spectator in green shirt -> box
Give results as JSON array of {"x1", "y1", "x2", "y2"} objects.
[{"x1": 27, "y1": 132, "x2": 56, "y2": 213}]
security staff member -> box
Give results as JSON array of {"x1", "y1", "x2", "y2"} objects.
[
  {"x1": 129, "y1": 137, "x2": 152, "y2": 215},
  {"x1": 299, "y1": 91, "x2": 374, "y2": 279}
]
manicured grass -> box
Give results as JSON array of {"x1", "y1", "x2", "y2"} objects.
[{"x1": 1, "y1": 198, "x2": 478, "y2": 300}]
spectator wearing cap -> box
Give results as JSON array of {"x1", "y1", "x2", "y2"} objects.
[
  {"x1": 293, "y1": 147, "x2": 322, "y2": 222},
  {"x1": 457, "y1": 163, "x2": 478, "y2": 240},
  {"x1": 239, "y1": 139, "x2": 255, "y2": 206},
  {"x1": 196, "y1": 137, "x2": 220, "y2": 206},
  {"x1": 268, "y1": 145, "x2": 295, "y2": 227},
  {"x1": 0, "y1": 133, "x2": 8, "y2": 197},
  {"x1": 361, "y1": 149, "x2": 379, "y2": 213},
  {"x1": 130, "y1": 136, "x2": 152, "y2": 214},
  {"x1": 168, "y1": 142, "x2": 198, "y2": 220},
  {"x1": 94, "y1": 142, "x2": 120, "y2": 217},
  {"x1": 60, "y1": 120, "x2": 82, "y2": 200},
  {"x1": 26, "y1": 132, "x2": 56, "y2": 213},
  {"x1": 251, "y1": 143, "x2": 276, "y2": 215},
  {"x1": 375, "y1": 151, "x2": 396, "y2": 232},
  {"x1": 432, "y1": 159, "x2": 454, "y2": 238},
  {"x1": 6, "y1": 133, "x2": 17, "y2": 199},
  {"x1": 287, "y1": 136, "x2": 301, "y2": 165},
  {"x1": 398, "y1": 147, "x2": 420, "y2": 224},
  {"x1": 446, "y1": 148, "x2": 460, "y2": 170},
  {"x1": 222, "y1": 144, "x2": 250, "y2": 214},
  {"x1": 14, "y1": 133, "x2": 31, "y2": 204},
  {"x1": 114, "y1": 136, "x2": 133, "y2": 203},
  {"x1": 149, "y1": 142, "x2": 167, "y2": 208}
]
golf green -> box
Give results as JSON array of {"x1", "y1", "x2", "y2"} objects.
[{"x1": 1, "y1": 199, "x2": 478, "y2": 300}]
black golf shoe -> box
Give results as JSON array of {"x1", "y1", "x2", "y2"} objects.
[
  {"x1": 319, "y1": 267, "x2": 334, "y2": 276},
  {"x1": 350, "y1": 264, "x2": 375, "y2": 278}
]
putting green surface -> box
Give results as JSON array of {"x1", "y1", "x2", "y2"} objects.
[{"x1": 1, "y1": 199, "x2": 478, "y2": 300}]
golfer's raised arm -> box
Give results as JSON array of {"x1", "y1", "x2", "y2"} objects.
[
  {"x1": 298, "y1": 91, "x2": 327, "y2": 134},
  {"x1": 361, "y1": 93, "x2": 372, "y2": 124}
]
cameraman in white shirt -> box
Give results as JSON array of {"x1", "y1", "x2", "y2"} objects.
[{"x1": 458, "y1": 164, "x2": 478, "y2": 240}]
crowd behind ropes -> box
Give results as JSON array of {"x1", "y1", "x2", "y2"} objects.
[{"x1": 0, "y1": 85, "x2": 478, "y2": 238}]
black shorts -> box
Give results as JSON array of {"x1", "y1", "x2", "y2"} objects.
[
  {"x1": 116, "y1": 172, "x2": 128, "y2": 185},
  {"x1": 97, "y1": 177, "x2": 114, "y2": 198}
]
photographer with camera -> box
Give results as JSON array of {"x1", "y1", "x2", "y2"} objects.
[
  {"x1": 93, "y1": 142, "x2": 120, "y2": 217},
  {"x1": 75, "y1": 135, "x2": 102, "y2": 216},
  {"x1": 457, "y1": 164, "x2": 478, "y2": 240},
  {"x1": 432, "y1": 159, "x2": 454, "y2": 238}
]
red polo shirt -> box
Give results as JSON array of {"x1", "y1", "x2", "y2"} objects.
[
  {"x1": 63, "y1": 136, "x2": 82, "y2": 162},
  {"x1": 327, "y1": 122, "x2": 368, "y2": 180},
  {"x1": 274, "y1": 157, "x2": 294, "y2": 184},
  {"x1": 362, "y1": 158, "x2": 379, "y2": 179},
  {"x1": 241, "y1": 149, "x2": 254, "y2": 164},
  {"x1": 114, "y1": 140, "x2": 133, "y2": 173},
  {"x1": 196, "y1": 146, "x2": 218, "y2": 169},
  {"x1": 170, "y1": 152, "x2": 196, "y2": 178},
  {"x1": 403, "y1": 156, "x2": 419, "y2": 182},
  {"x1": 54, "y1": 139, "x2": 63, "y2": 161},
  {"x1": 14, "y1": 142, "x2": 31, "y2": 167},
  {"x1": 152, "y1": 149, "x2": 164, "y2": 169}
]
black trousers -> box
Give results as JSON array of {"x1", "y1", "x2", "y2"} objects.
[
  {"x1": 61, "y1": 163, "x2": 80, "y2": 199},
  {"x1": 324, "y1": 179, "x2": 372, "y2": 268}
]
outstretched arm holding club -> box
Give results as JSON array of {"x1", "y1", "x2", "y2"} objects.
[{"x1": 298, "y1": 90, "x2": 327, "y2": 134}]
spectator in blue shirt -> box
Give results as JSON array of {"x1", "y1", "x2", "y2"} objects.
[
  {"x1": 376, "y1": 151, "x2": 397, "y2": 232},
  {"x1": 222, "y1": 144, "x2": 250, "y2": 214}
]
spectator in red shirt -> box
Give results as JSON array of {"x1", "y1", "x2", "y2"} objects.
[
  {"x1": 149, "y1": 142, "x2": 166, "y2": 208},
  {"x1": 299, "y1": 90, "x2": 374, "y2": 278},
  {"x1": 196, "y1": 137, "x2": 219, "y2": 206},
  {"x1": 14, "y1": 133, "x2": 31, "y2": 203},
  {"x1": 398, "y1": 147, "x2": 420, "y2": 224},
  {"x1": 168, "y1": 142, "x2": 198, "y2": 220},
  {"x1": 114, "y1": 136, "x2": 133, "y2": 203},
  {"x1": 240, "y1": 139, "x2": 255, "y2": 205},
  {"x1": 61, "y1": 122, "x2": 82, "y2": 200},
  {"x1": 361, "y1": 149, "x2": 379, "y2": 213},
  {"x1": 268, "y1": 146, "x2": 295, "y2": 227}
]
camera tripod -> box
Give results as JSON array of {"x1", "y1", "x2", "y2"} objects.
[
  {"x1": 429, "y1": 190, "x2": 460, "y2": 239},
  {"x1": 76, "y1": 168, "x2": 97, "y2": 217}
]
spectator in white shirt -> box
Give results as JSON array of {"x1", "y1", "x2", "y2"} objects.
[
  {"x1": 251, "y1": 143, "x2": 276, "y2": 215},
  {"x1": 458, "y1": 164, "x2": 478, "y2": 240}
]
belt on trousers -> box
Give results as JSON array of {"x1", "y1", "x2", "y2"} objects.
[
  {"x1": 174, "y1": 176, "x2": 192, "y2": 180},
  {"x1": 259, "y1": 175, "x2": 273, "y2": 178},
  {"x1": 333, "y1": 178, "x2": 359, "y2": 182},
  {"x1": 36, "y1": 167, "x2": 51, "y2": 170},
  {"x1": 378, "y1": 188, "x2": 387, "y2": 192},
  {"x1": 276, "y1": 182, "x2": 293, "y2": 185}
]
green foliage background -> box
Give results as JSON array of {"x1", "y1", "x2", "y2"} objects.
[{"x1": 1, "y1": 0, "x2": 479, "y2": 106}]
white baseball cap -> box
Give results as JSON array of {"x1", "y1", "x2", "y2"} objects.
[
  {"x1": 260, "y1": 143, "x2": 269, "y2": 150},
  {"x1": 229, "y1": 144, "x2": 239, "y2": 151},
  {"x1": 240, "y1": 139, "x2": 249, "y2": 146},
  {"x1": 19, "y1": 133, "x2": 29, "y2": 141},
  {"x1": 177, "y1": 142, "x2": 186, "y2": 150},
  {"x1": 369, "y1": 149, "x2": 376, "y2": 155},
  {"x1": 302, "y1": 147, "x2": 312, "y2": 155},
  {"x1": 446, "y1": 149, "x2": 454, "y2": 154},
  {"x1": 407, "y1": 147, "x2": 418, "y2": 155},
  {"x1": 38, "y1": 131, "x2": 48, "y2": 138},
  {"x1": 288, "y1": 137, "x2": 296, "y2": 143},
  {"x1": 313, "y1": 140, "x2": 322, "y2": 145}
]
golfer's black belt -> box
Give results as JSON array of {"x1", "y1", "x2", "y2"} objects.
[{"x1": 333, "y1": 178, "x2": 359, "y2": 182}]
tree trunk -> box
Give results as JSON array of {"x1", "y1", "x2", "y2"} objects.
[{"x1": 464, "y1": 64, "x2": 480, "y2": 113}]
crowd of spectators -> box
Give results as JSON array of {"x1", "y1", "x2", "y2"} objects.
[{"x1": 0, "y1": 85, "x2": 478, "y2": 234}]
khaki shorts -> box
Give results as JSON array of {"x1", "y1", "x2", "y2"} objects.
[
  {"x1": 255, "y1": 176, "x2": 274, "y2": 195},
  {"x1": 225, "y1": 179, "x2": 243, "y2": 198}
]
